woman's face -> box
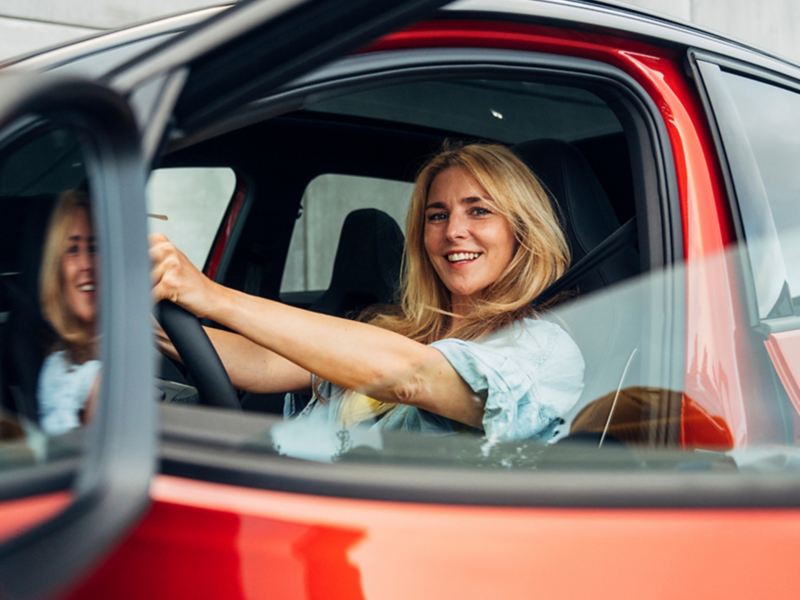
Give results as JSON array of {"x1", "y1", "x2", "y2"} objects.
[
  {"x1": 61, "y1": 208, "x2": 97, "y2": 325},
  {"x1": 423, "y1": 166, "x2": 516, "y2": 312}
]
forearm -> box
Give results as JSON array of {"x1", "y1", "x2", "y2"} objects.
[
  {"x1": 205, "y1": 283, "x2": 440, "y2": 403},
  {"x1": 156, "y1": 317, "x2": 310, "y2": 394},
  {"x1": 205, "y1": 327, "x2": 310, "y2": 393},
  {"x1": 150, "y1": 235, "x2": 480, "y2": 424}
]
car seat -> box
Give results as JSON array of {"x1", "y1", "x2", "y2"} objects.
[
  {"x1": 310, "y1": 207, "x2": 404, "y2": 317},
  {"x1": 511, "y1": 139, "x2": 649, "y2": 441},
  {"x1": 512, "y1": 138, "x2": 639, "y2": 295},
  {"x1": 0, "y1": 194, "x2": 58, "y2": 426},
  {"x1": 240, "y1": 207, "x2": 405, "y2": 413}
]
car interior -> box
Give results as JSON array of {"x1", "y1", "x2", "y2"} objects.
[
  {"x1": 0, "y1": 68, "x2": 686, "y2": 449},
  {"x1": 154, "y1": 72, "x2": 677, "y2": 442}
]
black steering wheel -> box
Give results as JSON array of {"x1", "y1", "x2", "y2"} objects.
[{"x1": 157, "y1": 300, "x2": 240, "y2": 410}]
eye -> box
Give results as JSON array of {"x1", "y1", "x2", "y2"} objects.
[
  {"x1": 426, "y1": 212, "x2": 448, "y2": 222},
  {"x1": 65, "y1": 244, "x2": 79, "y2": 256},
  {"x1": 88, "y1": 242, "x2": 97, "y2": 255},
  {"x1": 469, "y1": 206, "x2": 491, "y2": 217}
]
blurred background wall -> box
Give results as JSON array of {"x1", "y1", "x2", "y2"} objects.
[
  {"x1": 0, "y1": 1, "x2": 215, "y2": 58},
  {"x1": 1, "y1": 0, "x2": 799, "y2": 64}
]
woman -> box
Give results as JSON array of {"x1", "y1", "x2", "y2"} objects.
[
  {"x1": 152, "y1": 143, "x2": 584, "y2": 442},
  {"x1": 37, "y1": 189, "x2": 100, "y2": 435}
]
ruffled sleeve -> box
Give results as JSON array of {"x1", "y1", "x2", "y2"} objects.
[
  {"x1": 38, "y1": 351, "x2": 101, "y2": 435},
  {"x1": 431, "y1": 319, "x2": 584, "y2": 443}
]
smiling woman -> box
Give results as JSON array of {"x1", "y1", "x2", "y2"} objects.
[
  {"x1": 151, "y1": 143, "x2": 584, "y2": 443},
  {"x1": 37, "y1": 189, "x2": 101, "y2": 434},
  {"x1": 424, "y1": 164, "x2": 517, "y2": 313}
]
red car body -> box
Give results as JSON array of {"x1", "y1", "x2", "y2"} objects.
[{"x1": 2, "y1": 2, "x2": 800, "y2": 599}]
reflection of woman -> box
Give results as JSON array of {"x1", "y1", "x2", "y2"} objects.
[
  {"x1": 152, "y1": 144, "x2": 584, "y2": 442},
  {"x1": 37, "y1": 189, "x2": 100, "y2": 435}
]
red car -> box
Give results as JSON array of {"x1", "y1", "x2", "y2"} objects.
[{"x1": 2, "y1": 1, "x2": 800, "y2": 598}]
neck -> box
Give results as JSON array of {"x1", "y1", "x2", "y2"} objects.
[{"x1": 450, "y1": 294, "x2": 475, "y2": 317}]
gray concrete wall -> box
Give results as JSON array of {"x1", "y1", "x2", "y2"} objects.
[
  {"x1": 0, "y1": 1, "x2": 216, "y2": 59},
  {"x1": 1, "y1": 1, "x2": 799, "y2": 63},
  {"x1": 616, "y1": 0, "x2": 800, "y2": 64}
]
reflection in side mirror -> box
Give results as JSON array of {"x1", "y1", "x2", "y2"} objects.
[
  {"x1": 0, "y1": 120, "x2": 101, "y2": 543},
  {"x1": 0, "y1": 78, "x2": 154, "y2": 600},
  {"x1": 0, "y1": 124, "x2": 101, "y2": 440}
]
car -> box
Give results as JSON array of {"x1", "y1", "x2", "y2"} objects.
[{"x1": 1, "y1": 0, "x2": 800, "y2": 598}]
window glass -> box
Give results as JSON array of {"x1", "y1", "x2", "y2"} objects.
[
  {"x1": 158, "y1": 71, "x2": 798, "y2": 483},
  {"x1": 146, "y1": 167, "x2": 236, "y2": 269},
  {"x1": 715, "y1": 70, "x2": 800, "y2": 316},
  {"x1": 281, "y1": 174, "x2": 412, "y2": 293},
  {"x1": 309, "y1": 80, "x2": 622, "y2": 142},
  {"x1": 0, "y1": 125, "x2": 101, "y2": 449}
]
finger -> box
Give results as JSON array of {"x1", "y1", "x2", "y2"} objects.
[
  {"x1": 148, "y1": 238, "x2": 176, "y2": 264},
  {"x1": 148, "y1": 232, "x2": 169, "y2": 245},
  {"x1": 150, "y1": 250, "x2": 175, "y2": 286}
]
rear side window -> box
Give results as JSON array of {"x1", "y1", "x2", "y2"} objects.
[
  {"x1": 146, "y1": 167, "x2": 236, "y2": 268},
  {"x1": 701, "y1": 66, "x2": 800, "y2": 318},
  {"x1": 280, "y1": 174, "x2": 412, "y2": 293}
]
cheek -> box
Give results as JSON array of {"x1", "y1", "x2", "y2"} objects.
[
  {"x1": 423, "y1": 228, "x2": 438, "y2": 260},
  {"x1": 60, "y1": 258, "x2": 73, "y2": 285}
]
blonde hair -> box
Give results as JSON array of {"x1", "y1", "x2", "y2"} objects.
[
  {"x1": 339, "y1": 143, "x2": 570, "y2": 425},
  {"x1": 371, "y1": 142, "x2": 570, "y2": 343},
  {"x1": 39, "y1": 189, "x2": 97, "y2": 364}
]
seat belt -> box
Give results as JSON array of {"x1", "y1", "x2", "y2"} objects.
[{"x1": 535, "y1": 217, "x2": 637, "y2": 306}]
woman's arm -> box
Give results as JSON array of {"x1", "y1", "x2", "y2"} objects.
[
  {"x1": 150, "y1": 234, "x2": 484, "y2": 427},
  {"x1": 155, "y1": 316, "x2": 311, "y2": 394}
]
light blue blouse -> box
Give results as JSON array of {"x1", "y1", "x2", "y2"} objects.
[
  {"x1": 37, "y1": 350, "x2": 101, "y2": 435},
  {"x1": 284, "y1": 317, "x2": 584, "y2": 443}
]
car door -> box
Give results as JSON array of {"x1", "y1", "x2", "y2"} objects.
[{"x1": 0, "y1": 1, "x2": 449, "y2": 598}]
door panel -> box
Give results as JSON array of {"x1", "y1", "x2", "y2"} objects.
[{"x1": 0, "y1": 76, "x2": 154, "y2": 600}]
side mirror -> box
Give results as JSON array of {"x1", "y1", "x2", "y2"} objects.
[{"x1": 0, "y1": 76, "x2": 155, "y2": 600}]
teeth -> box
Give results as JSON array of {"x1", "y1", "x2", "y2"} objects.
[
  {"x1": 78, "y1": 284, "x2": 95, "y2": 292},
  {"x1": 447, "y1": 252, "x2": 480, "y2": 262}
]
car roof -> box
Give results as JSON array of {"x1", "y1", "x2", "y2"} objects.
[
  {"x1": 446, "y1": 0, "x2": 800, "y2": 76},
  {"x1": 0, "y1": 5, "x2": 230, "y2": 71},
  {"x1": 3, "y1": 0, "x2": 799, "y2": 83}
]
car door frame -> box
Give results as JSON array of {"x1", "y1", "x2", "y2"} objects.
[
  {"x1": 0, "y1": 76, "x2": 154, "y2": 600},
  {"x1": 0, "y1": 1, "x2": 456, "y2": 596}
]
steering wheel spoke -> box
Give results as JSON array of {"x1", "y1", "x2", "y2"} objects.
[{"x1": 156, "y1": 300, "x2": 240, "y2": 410}]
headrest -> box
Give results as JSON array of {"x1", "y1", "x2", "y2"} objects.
[
  {"x1": 513, "y1": 139, "x2": 622, "y2": 262},
  {"x1": 312, "y1": 208, "x2": 404, "y2": 317},
  {"x1": 513, "y1": 139, "x2": 637, "y2": 291}
]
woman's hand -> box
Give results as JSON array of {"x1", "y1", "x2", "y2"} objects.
[{"x1": 149, "y1": 233, "x2": 219, "y2": 319}]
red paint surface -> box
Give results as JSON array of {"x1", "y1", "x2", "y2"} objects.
[
  {"x1": 764, "y1": 330, "x2": 800, "y2": 416},
  {"x1": 205, "y1": 177, "x2": 247, "y2": 280},
  {"x1": 67, "y1": 475, "x2": 800, "y2": 599},
  {"x1": 0, "y1": 491, "x2": 70, "y2": 543},
  {"x1": 63, "y1": 18, "x2": 796, "y2": 600},
  {"x1": 681, "y1": 393, "x2": 734, "y2": 449}
]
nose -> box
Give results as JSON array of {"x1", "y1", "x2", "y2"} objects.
[
  {"x1": 77, "y1": 247, "x2": 94, "y2": 272},
  {"x1": 445, "y1": 211, "x2": 469, "y2": 241}
]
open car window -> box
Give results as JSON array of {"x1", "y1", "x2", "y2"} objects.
[
  {"x1": 159, "y1": 238, "x2": 798, "y2": 492},
  {"x1": 150, "y1": 47, "x2": 796, "y2": 504}
]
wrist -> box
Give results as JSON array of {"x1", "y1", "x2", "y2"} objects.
[{"x1": 203, "y1": 280, "x2": 235, "y2": 323}]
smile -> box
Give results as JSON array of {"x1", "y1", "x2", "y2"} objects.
[
  {"x1": 446, "y1": 252, "x2": 482, "y2": 263},
  {"x1": 78, "y1": 283, "x2": 95, "y2": 292}
]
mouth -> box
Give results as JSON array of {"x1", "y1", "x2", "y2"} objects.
[
  {"x1": 445, "y1": 251, "x2": 482, "y2": 264},
  {"x1": 77, "y1": 283, "x2": 95, "y2": 293}
]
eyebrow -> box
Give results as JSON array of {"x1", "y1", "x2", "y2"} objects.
[
  {"x1": 67, "y1": 235, "x2": 96, "y2": 242},
  {"x1": 425, "y1": 195, "x2": 490, "y2": 209}
]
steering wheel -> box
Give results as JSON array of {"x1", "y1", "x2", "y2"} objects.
[{"x1": 157, "y1": 300, "x2": 240, "y2": 410}]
